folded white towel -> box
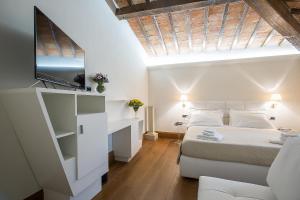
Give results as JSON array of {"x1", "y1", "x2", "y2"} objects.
[
  {"x1": 202, "y1": 128, "x2": 220, "y2": 135},
  {"x1": 202, "y1": 130, "x2": 215, "y2": 137},
  {"x1": 197, "y1": 132, "x2": 224, "y2": 141},
  {"x1": 280, "y1": 132, "x2": 299, "y2": 143}
]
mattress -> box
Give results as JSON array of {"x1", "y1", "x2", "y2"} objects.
[{"x1": 181, "y1": 126, "x2": 281, "y2": 166}]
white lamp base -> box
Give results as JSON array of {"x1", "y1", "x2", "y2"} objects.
[{"x1": 144, "y1": 132, "x2": 158, "y2": 141}]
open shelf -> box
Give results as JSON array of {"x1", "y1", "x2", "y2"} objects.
[
  {"x1": 57, "y1": 134, "x2": 76, "y2": 162},
  {"x1": 56, "y1": 131, "x2": 75, "y2": 139},
  {"x1": 63, "y1": 154, "x2": 75, "y2": 161},
  {"x1": 42, "y1": 93, "x2": 76, "y2": 134},
  {"x1": 77, "y1": 95, "x2": 105, "y2": 115}
]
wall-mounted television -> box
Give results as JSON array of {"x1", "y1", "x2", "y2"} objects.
[{"x1": 34, "y1": 7, "x2": 85, "y2": 89}]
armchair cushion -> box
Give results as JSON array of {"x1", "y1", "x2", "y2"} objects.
[
  {"x1": 267, "y1": 137, "x2": 300, "y2": 200},
  {"x1": 198, "y1": 176, "x2": 276, "y2": 200}
]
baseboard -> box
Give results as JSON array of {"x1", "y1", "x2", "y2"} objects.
[
  {"x1": 156, "y1": 131, "x2": 184, "y2": 140},
  {"x1": 24, "y1": 190, "x2": 43, "y2": 200}
]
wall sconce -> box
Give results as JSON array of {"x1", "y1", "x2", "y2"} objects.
[
  {"x1": 180, "y1": 94, "x2": 188, "y2": 108},
  {"x1": 270, "y1": 93, "x2": 282, "y2": 109}
]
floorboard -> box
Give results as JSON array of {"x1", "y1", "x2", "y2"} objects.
[{"x1": 93, "y1": 138, "x2": 198, "y2": 200}]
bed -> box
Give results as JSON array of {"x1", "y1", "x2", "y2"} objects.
[{"x1": 179, "y1": 102, "x2": 282, "y2": 185}]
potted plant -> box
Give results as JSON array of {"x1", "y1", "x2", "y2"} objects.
[
  {"x1": 91, "y1": 73, "x2": 109, "y2": 93},
  {"x1": 128, "y1": 99, "x2": 144, "y2": 117}
]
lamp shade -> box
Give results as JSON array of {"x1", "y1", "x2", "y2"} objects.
[
  {"x1": 271, "y1": 94, "x2": 282, "y2": 101},
  {"x1": 180, "y1": 94, "x2": 188, "y2": 102}
]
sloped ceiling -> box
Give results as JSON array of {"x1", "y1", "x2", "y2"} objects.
[{"x1": 110, "y1": 0, "x2": 300, "y2": 59}]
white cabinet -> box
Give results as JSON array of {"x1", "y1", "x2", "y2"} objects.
[
  {"x1": 138, "y1": 120, "x2": 144, "y2": 151},
  {"x1": 130, "y1": 120, "x2": 144, "y2": 157},
  {"x1": 109, "y1": 119, "x2": 144, "y2": 162},
  {"x1": 131, "y1": 121, "x2": 137, "y2": 157},
  {"x1": 77, "y1": 113, "x2": 107, "y2": 179},
  {"x1": 131, "y1": 120, "x2": 141, "y2": 157},
  {"x1": 0, "y1": 88, "x2": 108, "y2": 200}
]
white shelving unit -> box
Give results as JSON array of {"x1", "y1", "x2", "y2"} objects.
[{"x1": 0, "y1": 88, "x2": 108, "y2": 200}]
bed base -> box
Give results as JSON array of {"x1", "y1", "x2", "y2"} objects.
[{"x1": 180, "y1": 155, "x2": 269, "y2": 186}]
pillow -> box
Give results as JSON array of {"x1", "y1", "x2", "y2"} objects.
[
  {"x1": 188, "y1": 110, "x2": 224, "y2": 127},
  {"x1": 267, "y1": 137, "x2": 300, "y2": 200},
  {"x1": 229, "y1": 110, "x2": 275, "y2": 129}
]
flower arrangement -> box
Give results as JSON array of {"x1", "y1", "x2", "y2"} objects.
[
  {"x1": 92, "y1": 73, "x2": 109, "y2": 83},
  {"x1": 128, "y1": 99, "x2": 144, "y2": 112},
  {"x1": 91, "y1": 73, "x2": 109, "y2": 93}
]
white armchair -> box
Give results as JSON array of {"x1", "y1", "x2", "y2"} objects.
[{"x1": 198, "y1": 137, "x2": 300, "y2": 200}]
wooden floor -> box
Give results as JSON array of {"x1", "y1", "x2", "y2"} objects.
[{"x1": 93, "y1": 138, "x2": 198, "y2": 200}]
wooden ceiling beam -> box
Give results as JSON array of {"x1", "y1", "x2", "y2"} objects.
[
  {"x1": 202, "y1": 6, "x2": 209, "y2": 51},
  {"x1": 137, "y1": 17, "x2": 157, "y2": 56},
  {"x1": 217, "y1": 3, "x2": 229, "y2": 50},
  {"x1": 185, "y1": 11, "x2": 193, "y2": 51},
  {"x1": 116, "y1": 0, "x2": 240, "y2": 20},
  {"x1": 245, "y1": 17, "x2": 262, "y2": 48},
  {"x1": 279, "y1": 37, "x2": 286, "y2": 46},
  {"x1": 152, "y1": 15, "x2": 168, "y2": 55},
  {"x1": 290, "y1": 8, "x2": 300, "y2": 15},
  {"x1": 230, "y1": 3, "x2": 249, "y2": 50},
  {"x1": 244, "y1": 0, "x2": 300, "y2": 50},
  {"x1": 284, "y1": 0, "x2": 300, "y2": 2},
  {"x1": 127, "y1": 0, "x2": 133, "y2": 6},
  {"x1": 168, "y1": 13, "x2": 180, "y2": 53},
  {"x1": 261, "y1": 29, "x2": 275, "y2": 47}
]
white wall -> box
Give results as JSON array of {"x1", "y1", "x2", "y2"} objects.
[
  {"x1": 149, "y1": 55, "x2": 300, "y2": 132},
  {"x1": 0, "y1": 0, "x2": 147, "y2": 199}
]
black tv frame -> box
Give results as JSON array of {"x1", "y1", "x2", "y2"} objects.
[{"x1": 34, "y1": 6, "x2": 85, "y2": 89}]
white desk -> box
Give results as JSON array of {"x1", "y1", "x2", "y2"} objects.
[{"x1": 108, "y1": 118, "x2": 144, "y2": 162}]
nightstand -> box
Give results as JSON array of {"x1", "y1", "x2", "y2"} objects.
[
  {"x1": 270, "y1": 128, "x2": 299, "y2": 145},
  {"x1": 174, "y1": 121, "x2": 187, "y2": 144}
]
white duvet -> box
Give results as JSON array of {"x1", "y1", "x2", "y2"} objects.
[{"x1": 181, "y1": 126, "x2": 282, "y2": 166}]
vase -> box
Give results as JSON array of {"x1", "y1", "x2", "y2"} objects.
[
  {"x1": 133, "y1": 106, "x2": 139, "y2": 118},
  {"x1": 134, "y1": 111, "x2": 138, "y2": 118},
  {"x1": 91, "y1": 83, "x2": 98, "y2": 92},
  {"x1": 97, "y1": 83, "x2": 105, "y2": 94},
  {"x1": 133, "y1": 106, "x2": 139, "y2": 112}
]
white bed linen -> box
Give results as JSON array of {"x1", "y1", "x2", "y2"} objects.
[
  {"x1": 188, "y1": 110, "x2": 224, "y2": 127},
  {"x1": 230, "y1": 110, "x2": 275, "y2": 129},
  {"x1": 181, "y1": 126, "x2": 281, "y2": 166}
]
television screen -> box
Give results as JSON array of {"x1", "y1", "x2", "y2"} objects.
[{"x1": 34, "y1": 7, "x2": 85, "y2": 89}]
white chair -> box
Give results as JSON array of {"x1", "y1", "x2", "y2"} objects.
[{"x1": 198, "y1": 137, "x2": 300, "y2": 200}]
